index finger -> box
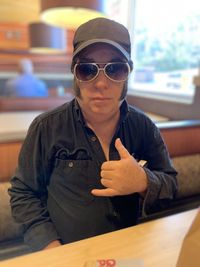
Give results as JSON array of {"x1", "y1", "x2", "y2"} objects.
[{"x1": 101, "y1": 160, "x2": 119, "y2": 171}]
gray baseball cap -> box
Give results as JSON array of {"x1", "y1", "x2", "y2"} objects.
[{"x1": 72, "y1": 17, "x2": 133, "y2": 68}]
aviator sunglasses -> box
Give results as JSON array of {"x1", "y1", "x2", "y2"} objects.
[{"x1": 74, "y1": 62, "x2": 130, "y2": 82}]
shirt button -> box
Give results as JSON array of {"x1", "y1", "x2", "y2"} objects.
[
  {"x1": 113, "y1": 211, "x2": 118, "y2": 218},
  {"x1": 68, "y1": 162, "x2": 73, "y2": 167},
  {"x1": 91, "y1": 136, "x2": 96, "y2": 142}
]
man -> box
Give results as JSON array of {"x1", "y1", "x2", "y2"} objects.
[
  {"x1": 3, "y1": 58, "x2": 48, "y2": 97},
  {"x1": 9, "y1": 18, "x2": 177, "y2": 251}
]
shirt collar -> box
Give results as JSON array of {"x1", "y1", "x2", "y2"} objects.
[
  {"x1": 119, "y1": 99, "x2": 130, "y2": 122},
  {"x1": 73, "y1": 99, "x2": 86, "y2": 125}
]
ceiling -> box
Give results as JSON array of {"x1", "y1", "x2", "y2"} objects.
[{"x1": 0, "y1": 0, "x2": 40, "y2": 24}]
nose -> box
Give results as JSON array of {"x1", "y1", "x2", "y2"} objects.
[{"x1": 94, "y1": 69, "x2": 109, "y2": 90}]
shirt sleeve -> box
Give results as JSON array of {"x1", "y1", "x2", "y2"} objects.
[
  {"x1": 140, "y1": 119, "x2": 178, "y2": 216},
  {"x1": 8, "y1": 117, "x2": 60, "y2": 251}
]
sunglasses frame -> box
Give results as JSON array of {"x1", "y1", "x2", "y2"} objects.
[{"x1": 73, "y1": 62, "x2": 131, "y2": 83}]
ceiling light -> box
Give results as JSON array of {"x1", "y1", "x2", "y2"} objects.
[
  {"x1": 40, "y1": 0, "x2": 105, "y2": 28},
  {"x1": 29, "y1": 22, "x2": 66, "y2": 53}
]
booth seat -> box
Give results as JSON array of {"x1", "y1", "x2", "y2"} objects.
[
  {"x1": 0, "y1": 182, "x2": 31, "y2": 261},
  {"x1": 140, "y1": 120, "x2": 200, "y2": 221}
]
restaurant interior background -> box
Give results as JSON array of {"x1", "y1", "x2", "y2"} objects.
[
  {"x1": 0, "y1": 0, "x2": 200, "y2": 263},
  {"x1": 0, "y1": 0, "x2": 199, "y2": 120}
]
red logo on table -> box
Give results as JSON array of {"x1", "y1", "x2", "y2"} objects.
[{"x1": 97, "y1": 259, "x2": 116, "y2": 267}]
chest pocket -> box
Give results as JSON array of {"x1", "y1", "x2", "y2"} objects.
[{"x1": 49, "y1": 158, "x2": 98, "y2": 205}]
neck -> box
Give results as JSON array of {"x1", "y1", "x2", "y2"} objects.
[
  {"x1": 84, "y1": 109, "x2": 120, "y2": 130},
  {"x1": 86, "y1": 111, "x2": 120, "y2": 160}
]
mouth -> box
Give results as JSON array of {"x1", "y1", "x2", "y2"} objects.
[{"x1": 92, "y1": 97, "x2": 111, "y2": 101}]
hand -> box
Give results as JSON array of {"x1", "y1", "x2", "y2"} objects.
[
  {"x1": 91, "y1": 138, "x2": 148, "y2": 197},
  {"x1": 43, "y1": 240, "x2": 62, "y2": 250}
]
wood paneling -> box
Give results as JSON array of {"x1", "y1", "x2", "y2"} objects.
[
  {"x1": 159, "y1": 122, "x2": 200, "y2": 157},
  {"x1": 0, "y1": 23, "x2": 29, "y2": 50},
  {"x1": 0, "y1": 51, "x2": 71, "y2": 73},
  {"x1": 0, "y1": 23, "x2": 74, "y2": 52},
  {"x1": 0, "y1": 142, "x2": 22, "y2": 182},
  {"x1": 0, "y1": 93, "x2": 74, "y2": 111}
]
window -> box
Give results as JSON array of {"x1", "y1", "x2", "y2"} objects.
[
  {"x1": 105, "y1": 0, "x2": 200, "y2": 104},
  {"x1": 104, "y1": 0, "x2": 131, "y2": 28}
]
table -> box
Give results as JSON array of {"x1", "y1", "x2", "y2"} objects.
[
  {"x1": 146, "y1": 112, "x2": 169, "y2": 123},
  {"x1": 0, "y1": 209, "x2": 198, "y2": 267},
  {"x1": 0, "y1": 111, "x2": 42, "y2": 142}
]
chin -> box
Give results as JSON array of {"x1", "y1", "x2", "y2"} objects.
[{"x1": 91, "y1": 105, "x2": 117, "y2": 116}]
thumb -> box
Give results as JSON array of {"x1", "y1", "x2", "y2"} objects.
[{"x1": 115, "y1": 138, "x2": 130, "y2": 159}]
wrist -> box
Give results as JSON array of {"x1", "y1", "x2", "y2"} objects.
[{"x1": 43, "y1": 240, "x2": 62, "y2": 250}]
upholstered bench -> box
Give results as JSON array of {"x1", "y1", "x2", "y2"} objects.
[
  {"x1": 172, "y1": 154, "x2": 200, "y2": 210},
  {"x1": 139, "y1": 120, "x2": 200, "y2": 222},
  {"x1": 0, "y1": 182, "x2": 31, "y2": 261},
  {"x1": 160, "y1": 120, "x2": 200, "y2": 212}
]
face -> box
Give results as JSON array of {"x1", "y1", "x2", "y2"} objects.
[{"x1": 74, "y1": 43, "x2": 128, "y2": 119}]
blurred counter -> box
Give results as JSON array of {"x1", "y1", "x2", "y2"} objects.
[{"x1": 0, "y1": 111, "x2": 42, "y2": 142}]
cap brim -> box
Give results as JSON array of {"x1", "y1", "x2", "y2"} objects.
[{"x1": 72, "y1": 38, "x2": 130, "y2": 61}]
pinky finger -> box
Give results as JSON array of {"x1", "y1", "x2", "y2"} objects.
[{"x1": 91, "y1": 188, "x2": 117, "y2": 197}]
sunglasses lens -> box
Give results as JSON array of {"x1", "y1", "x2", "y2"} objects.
[
  {"x1": 105, "y1": 63, "x2": 129, "y2": 81},
  {"x1": 75, "y1": 63, "x2": 98, "y2": 81}
]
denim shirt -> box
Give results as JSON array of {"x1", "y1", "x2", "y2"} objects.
[{"x1": 9, "y1": 99, "x2": 177, "y2": 251}]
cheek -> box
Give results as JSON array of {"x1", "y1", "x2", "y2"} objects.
[
  {"x1": 77, "y1": 84, "x2": 86, "y2": 96},
  {"x1": 76, "y1": 81, "x2": 92, "y2": 100},
  {"x1": 77, "y1": 79, "x2": 87, "y2": 91}
]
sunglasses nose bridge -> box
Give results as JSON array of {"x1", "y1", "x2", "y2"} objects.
[
  {"x1": 99, "y1": 65, "x2": 116, "y2": 82},
  {"x1": 94, "y1": 67, "x2": 108, "y2": 82},
  {"x1": 94, "y1": 64, "x2": 116, "y2": 82}
]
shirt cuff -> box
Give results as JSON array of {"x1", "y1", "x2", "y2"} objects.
[
  {"x1": 140, "y1": 167, "x2": 161, "y2": 217},
  {"x1": 24, "y1": 222, "x2": 61, "y2": 251}
]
